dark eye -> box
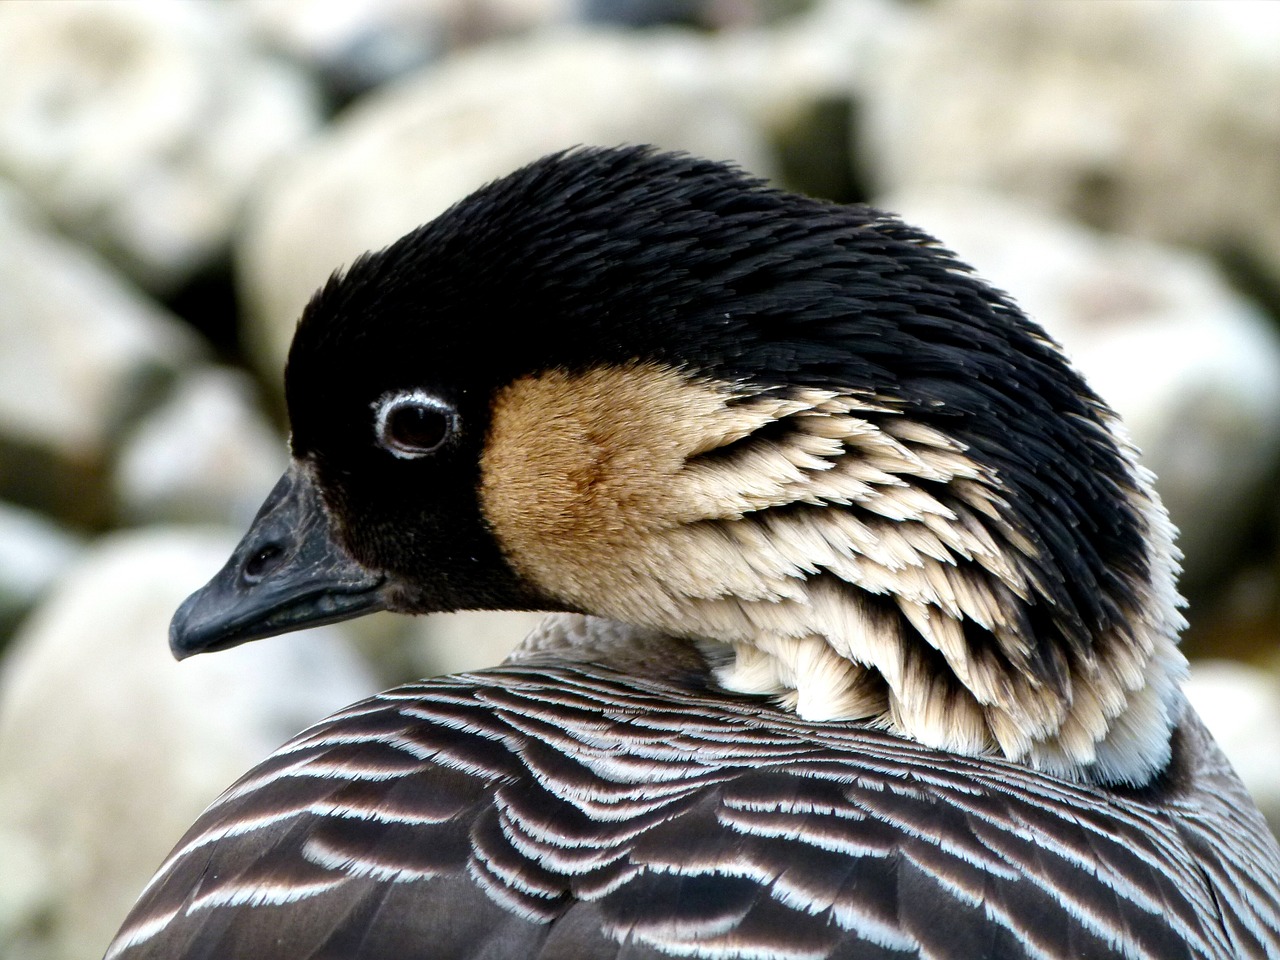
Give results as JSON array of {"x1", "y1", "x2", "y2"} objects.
[{"x1": 373, "y1": 391, "x2": 457, "y2": 459}]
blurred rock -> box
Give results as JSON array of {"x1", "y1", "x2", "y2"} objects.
[
  {"x1": 0, "y1": 503, "x2": 83, "y2": 645},
  {"x1": 412, "y1": 610, "x2": 549, "y2": 677},
  {"x1": 0, "y1": 528, "x2": 375, "y2": 960},
  {"x1": 113, "y1": 367, "x2": 286, "y2": 528},
  {"x1": 864, "y1": 0, "x2": 1280, "y2": 287},
  {"x1": 580, "y1": 0, "x2": 730, "y2": 28},
  {"x1": 239, "y1": 29, "x2": 773, "y2": 379},
  {"x1": 0, "y1": 184, "x2": 201, "y2": 528},
  {"x1": 243, "y1": 0, "x2": 573, "y2": 101},
  {"x1": 581, "y1": 0, "x2": 819, "y2": 29},
  {"x1": 714, "y1": 0, "x2": 900, "y2": 202},
  {"x1": 884, "y1": 189, "x2": 1280, "y2": 592},
  {"x1": 0, "y1": 0, "x2": 321, "y2": 292},
  {"x1": 1185, "y1": 659, "x2": 1280, "y2": 832}
]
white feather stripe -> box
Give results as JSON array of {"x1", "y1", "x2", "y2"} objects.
[
  {"x1": 188, "y1": 878, "x2": 346, "y2": 913},
  {"x1": 494, "y1": 810, "x2": 631, "y2": 875},
  {"x1": 945, "y1": 570, "x2": 997, "y2": 631},
  {"x1": 624, "y1": 932, "x2": 830, "y2": 960},
  {"x1": 828, "y1": 900, "x2": 922, "y2": 951},
  {"x1": 713, "y1": 811, "x2": 896, "y2": 860},
  {"x1": 301, "y1": 837, "x2": 443, "y2": 883},
  {"x1": 911, "y1": 604, "x2": 969, "y2": 671},
  {"x1": 465, "y1": 860, "x2": 561, "y2": 924},
  {"x1": 138, "y1": 806, "x2": 313, "y2": 897},
  {"x1": 806, "y1": 511, "x2": 902, "y2": 571},
  {"x1": 949, "y1": 478, "x2": 1007, "y2": 523},
  {"x1": 820, "y1": 448, "x2": 911, "y2": 487},
  {"x1": 103, "y1": 908, "x2": 182, "y2": 959},
  {"x1": 839, "y1": 418, "x2": 932, "y2": 468},
  {"x1": 878, "y1": 417, "x2": 958, "y2": 448}
]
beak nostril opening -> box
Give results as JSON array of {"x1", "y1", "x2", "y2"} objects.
[{"x1": 243, "y1": 543, "x2": 285, "y2": 582}]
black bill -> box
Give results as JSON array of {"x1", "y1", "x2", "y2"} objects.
[{"x1": 170, "y1": 462, "x2": 387, "y2": 659}]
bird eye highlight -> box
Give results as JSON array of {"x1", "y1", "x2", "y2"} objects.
[{"x1": 373, "y1": 391, "x2": 457, "y2": 459}]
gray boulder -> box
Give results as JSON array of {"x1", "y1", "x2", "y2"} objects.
[
  {"x1": 864, "y1": 0, "x2": 1280, "y2": 286},
  {"x1": 0, "y1": 183, "x2": 200, "y2": 527},
  {"x1": 0, "y1": 502, "x2": 83, "y2": 644},
  {"x1": 242, "y1": 0, "x2": 573, "y2": 97},
  {"x1": 113, "y1": 367, "x2": 287, "y2": 528},
  {"x1": 412, "y1": 610, "x2": 550, "y2": 678},
  {"x1": 0, "y1": 0, "x2": 321, "y2": 292},
  {"x1": 1185, "y1": 659, "x2": 1280, "y2": 834},
  {"x1": 0, "y1": 529, "x2": 375, "y2": 960}
]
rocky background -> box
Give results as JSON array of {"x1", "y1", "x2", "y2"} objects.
[{"x1": 0, "y1": 1, "x2": 1278, "y2": 957}]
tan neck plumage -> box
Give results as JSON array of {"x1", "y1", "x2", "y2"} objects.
[{"x1": 480, "y1": 363, "x2": 1187, "y2": 787}]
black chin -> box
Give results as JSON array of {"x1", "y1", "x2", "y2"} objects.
[{"x1": 169, "y1": 463, "x2": 388, "y2": 659}]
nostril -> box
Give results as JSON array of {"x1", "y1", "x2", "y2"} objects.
[{"x1": 243, "y1": 543, "x2": 285, "y2": 582}]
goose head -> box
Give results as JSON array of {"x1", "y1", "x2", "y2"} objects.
[{"x1": 171, "y1": 146, "x2": 1186, "y2": 787}]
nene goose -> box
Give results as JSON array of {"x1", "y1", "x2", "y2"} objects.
[{"x1": 107, "y1": 146, "x2": 1280, "y2": 960}]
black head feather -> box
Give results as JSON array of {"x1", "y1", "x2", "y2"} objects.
[{"x1": 288, "y1": 145, "x2": 1150, "y2": 674}]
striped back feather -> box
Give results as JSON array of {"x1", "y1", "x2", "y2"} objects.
[{"x1": 106, "y1": 658, "x2": 1280, "y2": 960}]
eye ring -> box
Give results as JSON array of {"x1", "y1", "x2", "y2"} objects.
[{"x1": 373, "y1": 390, "x2": 458, "y2": 459}]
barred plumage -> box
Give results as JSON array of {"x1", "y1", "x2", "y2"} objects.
[
  {"x1": 105, "y1": 147, "x2": 1280, "y2": 959},
  {"x1": 110, "y1": 622, "x2": 1280, "y2": 959}
]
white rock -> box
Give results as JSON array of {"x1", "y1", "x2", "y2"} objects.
[
  {"x1": 881, "y1": 189, "x2": 1280, "y2": 588},
  {"x1": 0, "y1": 502, "x2": 83, "y2": 637},
  {"x1": 244, "y1": 0, "x2": 573, "y2": 95},
  {"x1": 0, "y1": 0, "x2": 321, "y2": 292},
  {"x1": 238, "y1": 29, "x2": 773, "y2": 378},
  {"x1": 1185, "y1": 659, "x2": 1280, "y2": 832},
  {"x1": 412, "y1": 610, "x2": 549, "y2": 677},
  {"x1": 113, "y1": 367, "x2": 287, "y2": 527},
  {"x1": 863, "y1": 0, "x2": 1280, "y2": 282},
  {"x1": 0, "y1": 528, "x2": 376, "y2": 960},
  {"x1": 0, "y1": 183, "x2": 200, "y2": 526},
  {"x1": 712, "y1": 0, "x2": 900, "y2": 199}
]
